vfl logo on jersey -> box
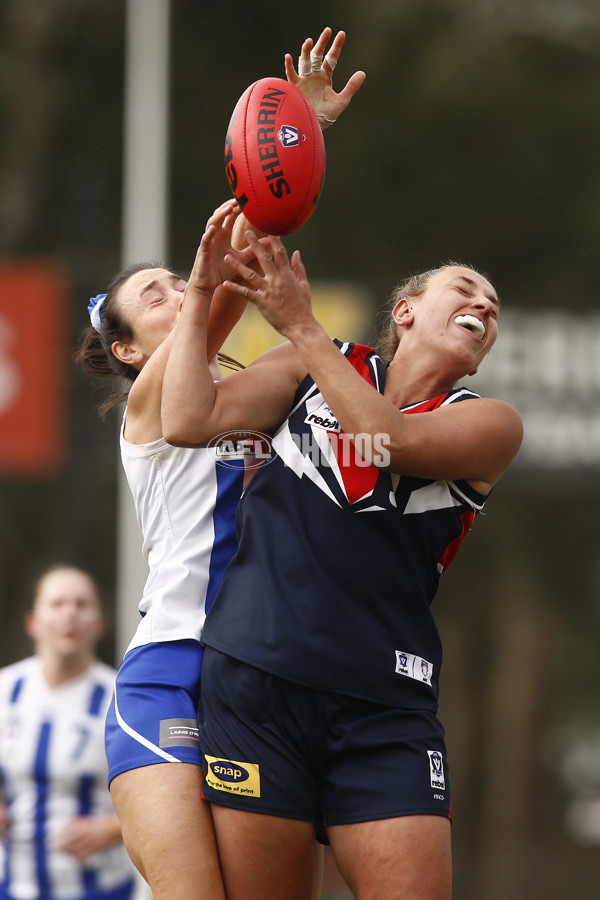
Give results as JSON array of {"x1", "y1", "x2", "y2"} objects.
[
  {"x1": 277, "y1": 125, "x2": 303, "y2": 148},
  {"x1": 395, "y1": 650, "x2": 433, "y2": 687},
  {"x1": 304, "y1": 398, "x2": 340, "y2": 433},
  {"x1": 428, "y1": 750, "x2": 446, "y2": 791},
  {"x1": 205, "y1": 756, "x2": 261, "y2": 797}
]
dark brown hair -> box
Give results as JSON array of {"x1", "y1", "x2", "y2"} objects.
[
  {"x1": 76, "y1": 262, "x2": 152, "y2": 415},
  {"x1": 76, "y1": 262, "x2": 243, "y2": 416}
]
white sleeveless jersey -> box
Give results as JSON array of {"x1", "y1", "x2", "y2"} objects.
[
  {"x1": 120, "y1": 419, "x2": 243, "y2": 653},
  {"x1": 0, "y1": 656, "x2": 134, "y2": 899}
]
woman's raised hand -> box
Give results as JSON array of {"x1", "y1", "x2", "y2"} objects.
[{"x1": 285, "y1": 27, "x2": 366, "y2": 129}]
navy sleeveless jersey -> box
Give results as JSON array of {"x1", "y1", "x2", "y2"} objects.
[{"x1": 202, "y1": 341, "x2": 487, "y2": 711}]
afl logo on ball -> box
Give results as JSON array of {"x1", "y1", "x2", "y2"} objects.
[{"x1": 277, "y1": 125, "x2": 303, "y2": 148}]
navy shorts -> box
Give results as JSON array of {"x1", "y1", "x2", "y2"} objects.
[
  {"x1": 106, "y1": 639, "x2": 205, "y2": 785},
  {"x1": 199, "y1": 648, "x2": 451, "y2": 827}
]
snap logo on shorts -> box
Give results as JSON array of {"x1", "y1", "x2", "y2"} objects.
[{"x1": 204, "y1": 756, "x2": 261, "y2": 797}]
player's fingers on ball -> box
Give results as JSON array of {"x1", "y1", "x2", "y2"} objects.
[
  {"x1": 224, "y1": 279, "x2": 244, "y2": 295},
  {"x1": 224, "y1": 251, "x2": 251, "y2": 275},
  {"x1": 220, "y1": 206, "x2": 238, "y2": 229},
  {"x1": 291, "y1": 249, "x2": 307, "y2": 277},
  {"x1": 245, "y1": 228, "x2": 261, "y2": 244},
  {"x1": 259, "y1": 246, "x2": 276, "y2": 268},
  {"x1": 272, "y1": 240, "x2": 289, "y2": 268},
  {"x1": 226, "y1": 206, "x2": 242, "y2": 225},
  {"x1": 244, "y1": 282, "x2": 261, "y2": 300},
  {"x1": 238, "y1": 245, "x2": 257, "y2": 265},
  {"x1": 223, "y1": 199, "x2": 239, "y2": 220},
  {"x1": 199, "y1": 224, "x2": 215, "y2": 248},
  {"x1": 267, "y1": 235, "x2": 284, "y2": 258},
  {"x1": 218, "y1": 198, "x2": 236, "y2": 215},
  {"x1": 210, "y1": 201, "x2": 230, "y2": 223},
  {"x1": 242, "y1": 263, "x2": 264, "y2": 286},
  {"x1": 221, "y1": 212, "x2": 234, "y2": 231}
]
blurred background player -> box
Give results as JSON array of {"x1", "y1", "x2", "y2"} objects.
[{"x1": 0, "y1": 564, "x2": 135, "y2": 900}]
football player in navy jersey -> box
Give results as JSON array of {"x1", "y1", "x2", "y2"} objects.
[
  {"x1": 78, "y1": 28, "x2": 364, "y2": 900},
  {"x1": 161, "y1": 214, "x2": 523, "y2": 899}
]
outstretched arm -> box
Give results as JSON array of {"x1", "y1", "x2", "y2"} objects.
[
  {"x1": 161, "y1": 209, "x2": 304, "y2": 447},
  {"x1": 122, "y1": 200, "x2": 246, "y2": 444}
]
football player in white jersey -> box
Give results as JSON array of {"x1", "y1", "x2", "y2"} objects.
[
  {"x1": 77, "y1": 28, "x2": 365, "y2": 900},
  {"x1": 0, "y1": 565, "x2": 135, "y2": 900}
]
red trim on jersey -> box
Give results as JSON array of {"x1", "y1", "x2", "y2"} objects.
[
  {"x1": 346, "y1": 343, "x2": 378, "y2": 385},
  {"x1": 404, "y1": 391, "x2": 479, "y2": 573},
  {"x1": 438, "y1": 509, "x2": 476, "y2": 572},
  {"x1": 325, "y1": 344, "x2": 380, "y2": 505},
  {"x1": 402, "y1": 393, "x2": 450, "y2": 414}
]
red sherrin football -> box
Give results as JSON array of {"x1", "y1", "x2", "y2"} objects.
[{"x1": 224, "y1": 77, "x2": 326, "y2": 236}]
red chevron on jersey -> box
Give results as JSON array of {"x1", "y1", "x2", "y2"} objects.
[
  {"x1": 326, "y1": 343, "x2": 381, "y2": 505},
  {"x1": 402, "y1": 388, "x2": 477, "y2": 415},
  {"x1": 437, "y1": 508, "x2": 476, "y2": 572},
  {"x1": 327, "y1": 431, "x2": 378, "y2": 505},
  {"x1": 346, "y1": 343, "x2": 377, "y2": 382},
  {"x1": 403, "y1": 395, "x2": 449, "y2": 414}
]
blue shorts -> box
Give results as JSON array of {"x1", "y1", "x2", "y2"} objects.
[
  {"x1": 200, "y1": 649, "x2": 452, "y2": 827},
  {"x1": 106, "y1": 639, "x2": 204, "y2": 785}
]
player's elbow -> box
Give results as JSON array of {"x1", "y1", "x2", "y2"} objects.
[{"x1": 162, "y1": 412, "x2": 209, "y2": 448}]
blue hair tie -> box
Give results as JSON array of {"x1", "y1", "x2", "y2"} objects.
[{"x1": 87, "y1": 293, "x2": 107, "y2": 332}]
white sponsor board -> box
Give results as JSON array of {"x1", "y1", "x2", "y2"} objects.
[{"x1": 470, "y1": 310, "x2": 600, "y2": 469}]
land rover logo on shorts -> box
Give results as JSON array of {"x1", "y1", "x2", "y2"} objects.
[
  {"x1": 205, "y1": 755, "x2": 261, "y2": 797},
  {"x1": 208, "y1": 431, "x2": 273, "y2": 470}
]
